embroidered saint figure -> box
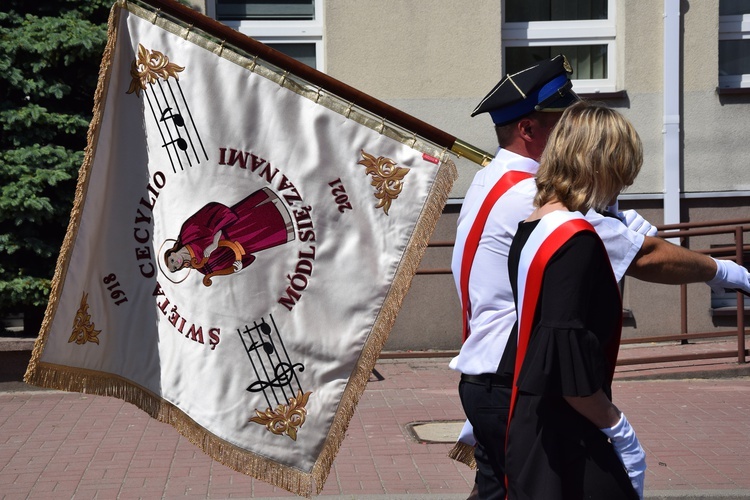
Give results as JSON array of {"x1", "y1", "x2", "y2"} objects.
[{"x1": 163, "y1": 188, "x2": 294, "y2": 286}]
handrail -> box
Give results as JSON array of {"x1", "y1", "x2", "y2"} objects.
[
  {"x1": 658, "y1": 217, "x2": 750, "y2": 231},
  {"x1": 417, "y1": 217, "x2": 750, "y2": 366}
]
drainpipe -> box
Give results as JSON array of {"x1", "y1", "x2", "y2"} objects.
[{"x1": 663, "y1": 0, "x2": 681, "y2": 225}]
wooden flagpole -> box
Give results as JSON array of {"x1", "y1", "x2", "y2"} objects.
[{"x1": 134, "y1": 0, "x2": 493, "y2": 167}]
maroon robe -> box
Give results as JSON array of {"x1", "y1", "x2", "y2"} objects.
[{"x1": 177, "y1": 188, "x2": 293, "y2": 284}]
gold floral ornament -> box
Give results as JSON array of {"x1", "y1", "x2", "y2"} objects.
[
  {"x1": 249, "y1": 390, "x2": 312, "y2": 441},
  {"x1": 358, "y1": 150, "x2": 410, "y2": 215},
  {"x1": 68, "y1": 292, "x2": 101, "y2": 345},
  {"x1": 126, "y1": 43, "x2": 184, "y2": 96}
]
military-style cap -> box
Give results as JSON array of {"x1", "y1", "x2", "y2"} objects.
[{"x1": 471, "y1": 54, "x2": 580, "y2": 126}]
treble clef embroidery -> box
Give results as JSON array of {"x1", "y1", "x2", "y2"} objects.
[
  {"x1": 246, "y1": 362, "x2": 305, "y2": 392},
  {"x1": 238, "y1": 315, "x2": 306, "y2": 410},
  {"x1": 241, "y1": 315, "x2": 312, "y2": 440}
]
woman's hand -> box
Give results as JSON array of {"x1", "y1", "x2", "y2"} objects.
[
  {"x1": 564, "y1": 391, "x2": 646, "y2": 498},
  {"x1": 600, "y1": 412, "x2": 647, "y2": 499}
]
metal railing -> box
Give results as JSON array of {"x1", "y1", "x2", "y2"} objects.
[
  {"x1": 414, "y1": 218, "x2": 750, "y2": 367},
  {"x1": 617, "y1": 217, "x2": 750, "y2": 366}
]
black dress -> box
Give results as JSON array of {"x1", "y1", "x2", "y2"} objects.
[{"x1": 501, "y1": 219, "x2": 638, "y2": 500}]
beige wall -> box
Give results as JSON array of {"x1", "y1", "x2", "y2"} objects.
[
  {"x1": 325, "y1": 0, "x2": 749, "y2": 196},
  {"x1": 612, "y1": 1, "x2": 664, "y2": 194},
  {"x1": 612, "y1": 1, "x2": 750, "y2": 194},
  {"x1": 325, "y1": 0, "x2": 502, "y2": 197},
  {"x1": 682, "y1": 1, "x2": 750, "y2": 191},
  {"x1": 325, "y1": 1, "x2": 501, "y2": 100}
]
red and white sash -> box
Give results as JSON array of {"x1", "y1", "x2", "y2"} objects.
[
  {"x1": 509, "y1": 211, "x2": 598, "y2": 423},
  {"x1": 503, "y1": 211, "x2": 625, "y2": 496},
  {"x1": 460, "y1": 170, "x2": 533, "y2": 342}
]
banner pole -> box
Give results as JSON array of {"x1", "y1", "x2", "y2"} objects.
[{"x1": 133, "y1": 0, "x2": 493, "y2": 167}]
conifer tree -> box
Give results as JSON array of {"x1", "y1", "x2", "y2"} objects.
[{"x1": 0, "y1": 1, "x2": 111, "y2": 332}]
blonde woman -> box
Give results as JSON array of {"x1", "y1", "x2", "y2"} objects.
[{"x1": 502, "y1": 101, "x2": 646, "y2": 500}]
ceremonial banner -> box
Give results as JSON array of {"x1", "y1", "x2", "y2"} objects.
[{"x1": 25, "y1": 1, "x2": 456, "y2": 496}]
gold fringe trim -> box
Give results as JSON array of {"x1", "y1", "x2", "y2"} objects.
[
  {"x1": 26, "y1": 362, "x2": 317, "y2": 496},
  {"x1": 24, "y1": 2, "x2": 459, "y2": 497},
  {"x1": 448, "y1": 441, "x2": 477, "y2": 470},
  {"x1": 25, "y1": 3, "x2": 122, "y2": 381},
  {"x1": 310, "y1": 157, "x2": 458, "y2": 494}
]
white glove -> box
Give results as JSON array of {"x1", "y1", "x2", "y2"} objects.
[
  {"x1": 707, "y1": 257, "x2": 750, "y2": 295},
  {"x1": 619, "y1": 209, "x2": 658, "y2": 237},
  {"x1": 600, "y1": 412, "x2": 646, "y2": 499},
  {"x1": 457, "y1": 419, "x2": 476, "y2": 447}
]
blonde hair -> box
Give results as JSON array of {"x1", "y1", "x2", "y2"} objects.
[{"x1": 534, "y1": 101, "x2": 643, "y2": 212}]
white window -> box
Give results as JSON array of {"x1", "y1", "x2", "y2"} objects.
[
  {"x1": 209, "y1": 0, "x2": 324, "y2": 70},
  {"x1": 719, "y1": 0, "x2": 750, "y2": 88},
  {"x1": 502, "y1": 0, "x2": 616, "y2": 94}
]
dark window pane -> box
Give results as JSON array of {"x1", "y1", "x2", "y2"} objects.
[
  {"x1": 217, "y1": 0, "x2": 314, "y2": 20},
  {"x1": 266, "y1": 43, "x2": 316, "y2": 68},
  {"x1": 720, "y1": 0, "x2": 750, "y2": 16},
  {"x1": 720, "y1": 39, "x2": 750, "y2": 75},
  {"x1": 506, "y1": 0, "x2": 607, "y2": 22},
  {"x1": 505, "y1": 45, "x2": 608, "y2": 79}
]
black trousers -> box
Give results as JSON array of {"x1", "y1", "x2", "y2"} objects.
[{"x1": 458, "y1": 376, "x2": 512, "y2": 500}]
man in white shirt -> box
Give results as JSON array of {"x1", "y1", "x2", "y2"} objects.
[{"x1": 452, "y1": 55, "x2": 750, "y2": 500}]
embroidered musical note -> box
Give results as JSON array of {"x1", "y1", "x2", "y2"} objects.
[
  {"x1": 241, "y1": 315, "x2": 313, "y2": 439},
  {"x1": 239, "y1": 315, "x2": 306, "y2": 411},
  {"x1": 159, "y1": 106, "x2": 185, "y2": 127},
  {"x1": 247, "y1": 340, "x2": 274, "y2": 355},
  {"x1": 162, "y1": 137, "x2": 188, "y2": 151},
  {"x1": 126, "y1": 45, "x2": 209, "y2": 172},
  {"x1": 159, "y1": 107, "x2": 188, "y2": 151}
]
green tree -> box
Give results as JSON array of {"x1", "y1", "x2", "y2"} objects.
[{"x1": 0, "y1": 0, "x2": 111, "y2": 333}]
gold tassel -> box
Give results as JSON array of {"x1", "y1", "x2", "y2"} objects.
[{"x1": 448, "y1": 441, "x2": 477, "y2": 470}]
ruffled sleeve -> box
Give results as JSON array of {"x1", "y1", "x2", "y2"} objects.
[
  {"x1": 515, "y1": 324, "x2": 607, "y2": 397},
  {"x1": 515, "y1": 231, "x2": 620, "y2": 398}
]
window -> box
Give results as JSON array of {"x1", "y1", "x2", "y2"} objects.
[
  {"x1": 502, "y1": 0, "x2": 616, "y2": 94},
  {"x1": 719, "y1": 0, "x2": 750, "y2": 88},
  {"x1": 210, "y1": 0, "x2": 324, "y2": 70}
]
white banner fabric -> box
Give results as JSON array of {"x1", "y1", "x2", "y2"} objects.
[{"x1": 25, "y1": 2, "x2": 456, "y2": 496}]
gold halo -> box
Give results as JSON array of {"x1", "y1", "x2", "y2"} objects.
[{"x1": 158, "y1": 238, "x2": 191, "y2": 284}]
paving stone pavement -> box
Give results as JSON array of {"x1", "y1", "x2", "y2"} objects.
[{"x1": 2, "y1": 346, "x2": 750, "y2": 499}]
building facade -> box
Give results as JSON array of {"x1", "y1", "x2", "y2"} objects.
[{"x1": 190, "y1": 0, "x2": 750, "y2": 350}]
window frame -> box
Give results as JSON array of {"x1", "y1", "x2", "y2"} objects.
[
  {"x1": 208, "y1": 0, "x2": 325, "y2": 70},
  {"x1": 501, "y1": 0, "x2": 617, "y2": 94},
  {"x1": 719, "y1": 13, "x2": 750, "y2": 88}
]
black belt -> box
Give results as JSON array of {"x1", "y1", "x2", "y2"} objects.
[{"x1": 461, "y1": 373, "x2": 512, "y2": 387}]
